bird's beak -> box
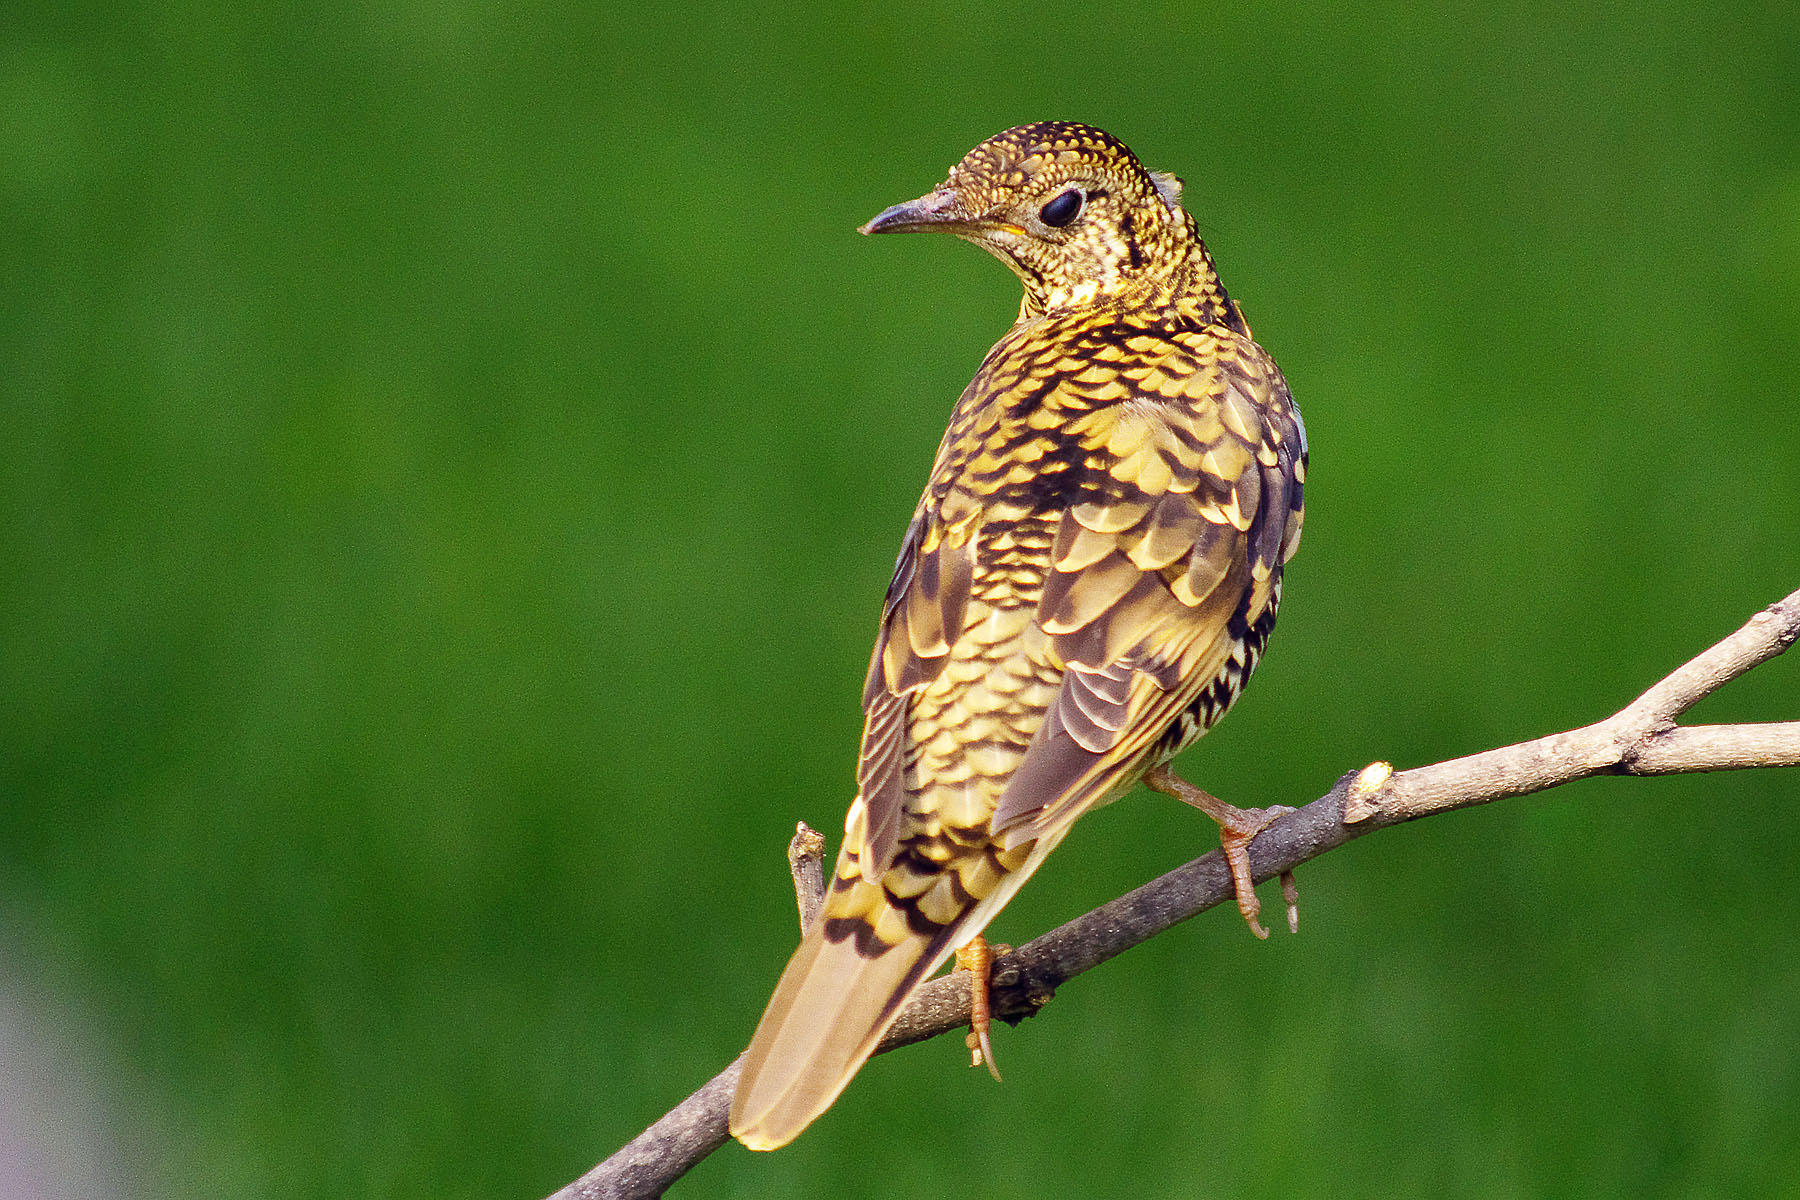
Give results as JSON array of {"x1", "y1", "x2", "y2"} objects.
[{"x1": 858, "y1": 188, "x2": 971, "y2": 235}]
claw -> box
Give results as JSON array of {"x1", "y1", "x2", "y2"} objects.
[
  {"x1": 1217, "y1": 826, "x2": 1270, "y2": 938},
  {"x1": 954, "y1": 935, "x2": 1003, "y2": 1081}
]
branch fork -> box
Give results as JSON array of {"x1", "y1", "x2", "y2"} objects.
[{"x1": 1343, "y1": 587, "x2": 1800, "y2": 825}]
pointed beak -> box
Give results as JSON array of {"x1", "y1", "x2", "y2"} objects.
[{"x1": 858, "y1": 188, "x2": 971, "y2": 235}]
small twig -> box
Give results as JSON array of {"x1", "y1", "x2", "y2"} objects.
[
  {"x1": 1630, "y1": 723, "x2": 1800, "y2": 772},
  {"x1": 550, "y1": 585, "x2": 1800, "y2": 1200},
  {"x1": 786, "y1": 822, "x2": 827, "y2": 934}
]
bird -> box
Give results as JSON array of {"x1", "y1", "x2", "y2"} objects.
[{"x1": 730, "y1": 121, "x2": 1307, "y2": 1151}]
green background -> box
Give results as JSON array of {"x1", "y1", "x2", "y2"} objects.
[{"x1": 5, "y1": 2, "x2": 1798, "y2": 1197}]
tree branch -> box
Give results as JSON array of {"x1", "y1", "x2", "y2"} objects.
[{"x1": 550, "y1": 585, "x2": 1800, "y2": 1200}]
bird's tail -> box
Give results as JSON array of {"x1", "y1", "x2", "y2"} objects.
[
  {"x1": 730, "y1": 834, "x2": 1062, "y2": 1150},
  {"x1": 729, "y1": 911, "x2": 957, "y2": 1150}
]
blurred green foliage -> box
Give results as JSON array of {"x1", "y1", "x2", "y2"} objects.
[{"x1": 3, "y1": 2, "x2": 1798, "y2": 1197}]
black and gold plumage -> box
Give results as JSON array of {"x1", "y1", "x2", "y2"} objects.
[{"x1": 731, "y1": 122, "x2": 1307, "y2": 1150}]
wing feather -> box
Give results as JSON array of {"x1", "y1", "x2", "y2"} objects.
[
  {"x1": 988, "y1": 335, "x2": 1302, "y2": 839},
  {"x1": 857, "y1": 505, "x2": 978, "y2": 874}
]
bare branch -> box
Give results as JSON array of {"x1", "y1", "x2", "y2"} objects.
[
  {"x1": 551, "y1": 585, "x2": 1800, "y2": 1200},
  {"x1": 548, "y1": 1060, "x2": 742, "y2": 1200},
  {"x1": 1343, "y1": 586, "x2": 1800, "y2": 823}
]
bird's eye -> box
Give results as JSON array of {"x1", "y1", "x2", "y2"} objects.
[{"x1": 1038, "y1": 188, "x2": 1084, "y2": 228}]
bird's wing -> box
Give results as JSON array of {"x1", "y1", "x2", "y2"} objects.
[
  {"x1": 983, "y1": 325, "x2": 1305, "y2": 839},
  {"x1": 853, "y1": 492, "x2": 976, "y2": 874}
]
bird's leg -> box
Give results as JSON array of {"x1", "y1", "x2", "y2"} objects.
[
  {"x1": 1142, "y1": 764, "x2": 1297, "y2": 939},
  {"x1": 953, "y1": 934, "x2": 1003, "y2": 1082}
]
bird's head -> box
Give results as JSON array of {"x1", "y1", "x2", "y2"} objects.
[{"x1": 860, "y1": 122, "x2": 1197, "y2": 316}]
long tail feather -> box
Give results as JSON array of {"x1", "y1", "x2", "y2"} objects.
[
  {"x1": 730, "y1": 916, "x2": 961, "y2": 1150},
  {"x1": 731, "y1": 827, "x2": 1070, "y2": 1150}
]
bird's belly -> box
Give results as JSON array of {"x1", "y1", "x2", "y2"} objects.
[{"x1": 1153, "y1": 574, "x2": 1283, "y2": 763}]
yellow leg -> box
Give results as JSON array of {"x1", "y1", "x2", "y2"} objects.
[
  {"x1": 954, "y1": 934, "x2": 1003, "y2": 1082},
  {"x1": 1142, "y1": 764, "x2": 1298, "y2": 939}
]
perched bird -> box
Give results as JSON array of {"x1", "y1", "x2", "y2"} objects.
[{"x1": 730, "y1": 121, "x2": 1307, "y2": 1151}]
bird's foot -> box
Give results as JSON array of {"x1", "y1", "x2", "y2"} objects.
[
  {"x1": 1143, "y1": 764, "x2": 1299, "y2": 939},
  {"x1": 954, "y1": 934, "x2": 1003, "y2": 1081},
  {"x1": 1216, "y1": 805, "x2": 1299, "y2": 938}
]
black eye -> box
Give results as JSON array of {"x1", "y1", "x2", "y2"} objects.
[{"x1": 1038, "y1": 188, "x2": 1084, "y2": 228}]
